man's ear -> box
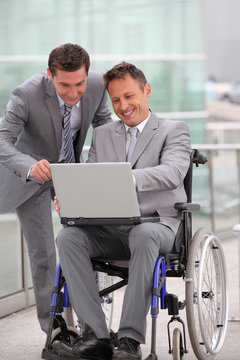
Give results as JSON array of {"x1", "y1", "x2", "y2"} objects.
[
  {"x1": 145, "y1": 82, "x2": 151, "y2": 98},
  {"x1": 47, "y1": 68, "x2": 53, "y2": 81}
]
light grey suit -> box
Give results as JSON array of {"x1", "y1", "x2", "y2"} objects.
[
  {"x1": 56, "y1": 112, "x2": 191, "y2": 343},
  {"x1": 0, "y1": 71, "x2": 112, "y2": 332}
]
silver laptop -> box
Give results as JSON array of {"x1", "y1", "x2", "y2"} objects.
[{"x1": 51, "y1": 162, "x2": 159, "y2": 226}]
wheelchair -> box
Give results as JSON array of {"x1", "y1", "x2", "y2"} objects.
[{"x1": 42, "y1": 149, "x2": 228, "y2": 360}]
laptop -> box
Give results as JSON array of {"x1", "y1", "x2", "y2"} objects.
[{"x1": 50, "y1": 162, "x2": 160, "y2": 226}]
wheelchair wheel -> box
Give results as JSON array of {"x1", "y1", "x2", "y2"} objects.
[
  {"x1": 186, "y1": 227, "x2": 228, "y2": 360},
  {"x1": 172, "y1": 328, "x2": 184, "y2": 360},
  {"x1": 96, "y1": 271, "x2": 114, "y2": 331},
  {"x1": 63, "y1": 272, "x2": 114, "y2": 333},
  {"x1": 51, "y1": 325, "x2": 80, "y2": 343}
]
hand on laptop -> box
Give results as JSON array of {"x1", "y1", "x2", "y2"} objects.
[
  {"x1": 54, "y1": 196, "x2": 60, "y2": 214},
  {"x1": 30, "y1": 159, "x2": 52, "y2": 182}
]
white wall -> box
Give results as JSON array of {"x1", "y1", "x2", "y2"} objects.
[{"x1": 203, "y1": 0, "x2": 240, "y2": 82}]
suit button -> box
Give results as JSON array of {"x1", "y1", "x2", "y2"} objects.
[{"x1": 13, "y1": 170, "x2": 21, "y2": 178}]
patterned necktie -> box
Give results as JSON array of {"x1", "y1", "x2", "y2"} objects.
[
  {"x1": 126, "y1": 127, "x2": 138, "y2": 162},
  {"x1": 62, "y1": 104, "x2": 75, "y2": 163}
]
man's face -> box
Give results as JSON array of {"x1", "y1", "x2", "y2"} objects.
[
  {"x1": 108, "y1": 74, "x2": 151, "y2": 127},
  {"x1": 47, "y1": 66, "x2": 88, "y2": 106}
]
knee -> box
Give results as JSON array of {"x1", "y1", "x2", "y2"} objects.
[
  {"x1": 56, "y1": 227, "x2": 71, "y2": 252},
  {"x1": 129, "y1": 223, "x2": 160, "y2": 252},
  {"x1": 56, "y1": 227, "x2": 87, "y2": 254}
]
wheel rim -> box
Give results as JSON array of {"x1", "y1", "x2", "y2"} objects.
[
  {"x1": 186, "y1": 228, "x2": 229, "y2": 359},
  {"x1": 197, "y1": 234, "x2": 228, "y2": 354}
]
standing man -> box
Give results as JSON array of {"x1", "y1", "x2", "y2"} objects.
[
  {"x1": 52, "y1": 62, "x2": 191, "y2": 360},
  {"x1": 0, "y1": 43, "x2": 112, "y2": 333}
]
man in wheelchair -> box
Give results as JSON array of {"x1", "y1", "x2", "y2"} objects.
[{"x1": 52, "y1": 62, "x2": 191, "y2": 360}]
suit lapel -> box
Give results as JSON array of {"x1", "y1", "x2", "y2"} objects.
[
  {"x1": 45, "y1": 79, "x2": 62, "y2": 152},
  {"x1": 73, "y1": 94, "x2": 91, "y2": 162},
  {"x1": 111, "y1": 122, "x2": 127, "y2": 162},
  {"x1": 78, "y1": 94, "x2": 90, "y2": 152},
  {"x1": 130, "y1": 113, "x2": 159, "y2": 167}
]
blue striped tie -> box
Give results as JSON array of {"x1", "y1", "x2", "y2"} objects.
[{"x1": 62, "y1": 104, "x2": 75, "y2": 163}]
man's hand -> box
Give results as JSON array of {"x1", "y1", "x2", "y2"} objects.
[
  {"x1": 54, "y1": 196, "x2": 60, "y2": 214},
  {"x1": 30, "y1": 159, "x2": 52, "y2": 182}
]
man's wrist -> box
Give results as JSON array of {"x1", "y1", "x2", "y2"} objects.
[{"x1": 27, "y1": 167, "x2": 34, "y2": 180}]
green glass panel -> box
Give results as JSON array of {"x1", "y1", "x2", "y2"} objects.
[{"x1": 0, "y1": 0, "x2": 203, "y2": 55}]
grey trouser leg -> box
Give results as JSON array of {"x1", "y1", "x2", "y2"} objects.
[
  {"x1": 16, "y1": 182, "x2": 56, "y2": 333},
  {"x1": 57, "y1": 222, "x2": 174, "y2": 342},
  {"x1": 57, "y1": 225, "x2": 131, "y2": 339},
  {"x1": 118, "y1": 222, "x2": 175, "y2": 344}
]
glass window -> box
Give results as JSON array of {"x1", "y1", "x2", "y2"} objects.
[
  {"x1": 0, "y1": 62, "x2": 46, "y2": 115},
  {"x1": 0, "y1": 1, "x2": 203, "y2": 55},
  {"x1": 0, "y1": 212, "x2": 22, "y2": 297}
]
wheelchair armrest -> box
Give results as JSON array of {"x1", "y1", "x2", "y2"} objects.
[{"x1": 174, "y1": 202, "x2": 200, "y2": 212}]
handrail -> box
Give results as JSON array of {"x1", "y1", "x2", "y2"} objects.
[
  {"x1": 83, "y1": 143, "x2": 240, "y2": 153},
  {"x1": 192, "y1": 144, "x2": 240, "y2": 150},
  {"x1": 191, "y1": 144, "x2": 240, "y2": 234}
]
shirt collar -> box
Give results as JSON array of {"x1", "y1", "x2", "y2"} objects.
[
  {"x1": 124, "y1": 110, "x2": 151, "y2": 134},
  {"x1": 57, "y1": 93, "x2": 80, "y2": 108}
]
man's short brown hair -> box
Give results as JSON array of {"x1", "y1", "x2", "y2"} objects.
[
  {"x1": 48, "y1": 43, "x2": 90, "y2": 76},
  {"x1": 103, "y1": 62, "x2": 147, "y2": 91}
]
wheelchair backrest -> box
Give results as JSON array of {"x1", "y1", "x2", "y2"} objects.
[
  {"x1": 183, "y1": 149, "x2": 207, "y2": 203},
  {"x1": 173, "y1": 149, "x2": 207, "y2": 255}
]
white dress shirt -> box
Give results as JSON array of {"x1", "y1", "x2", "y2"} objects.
[{"x1": 124, "y1": 110, "x2": 151, "y2": 154}]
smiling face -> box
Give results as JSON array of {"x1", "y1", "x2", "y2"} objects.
[
  {"x1": 108, "y1": 74, "x2": 151, "y2": 127},
  {"x1": 47, "y1": 66, "x2": 88, "y2": 106}
]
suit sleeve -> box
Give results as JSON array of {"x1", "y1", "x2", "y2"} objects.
[
  {"x1": 132, "y1": 121, "x2": 191, "y2": 192},
  {"x1": 90, "y1": 74, "x2": 112, "y2": 128},
  {"x1": 0, "y1": 88, "x2": 37, "y2": 181}
]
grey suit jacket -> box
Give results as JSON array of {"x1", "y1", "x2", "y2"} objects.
[
  {"x1": 0, "y1": 71, "x2": 112, "y2": 213},
  {"x1": 87, "y1": 112, "x2": 191, "y2": 234}
]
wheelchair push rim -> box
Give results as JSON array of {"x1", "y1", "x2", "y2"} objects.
[{"x1": 186, "y1": 227, "x2": 228, "y2": 360}]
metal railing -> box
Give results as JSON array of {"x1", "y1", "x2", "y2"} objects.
[{"x1": 191, "y1": 144, "x2": 240, "y2": 233}]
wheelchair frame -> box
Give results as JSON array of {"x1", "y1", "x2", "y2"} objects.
[{"x1": 42, "y1": 149, "x2": 228, "y2": 360}]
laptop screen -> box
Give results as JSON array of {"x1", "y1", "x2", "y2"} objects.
[{"x1": 50, "y1": 162, "x2": 141, "y2": 219}]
